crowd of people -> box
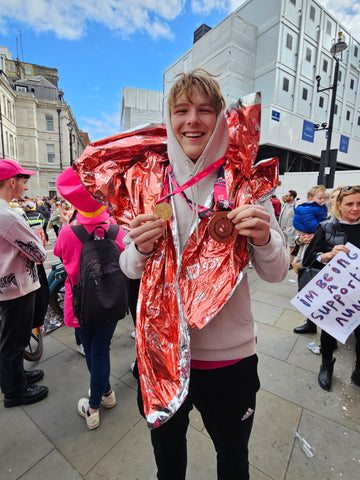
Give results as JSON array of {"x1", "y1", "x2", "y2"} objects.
[
  {"x1": 275, "y1": 184, "x2": 360, "y2": 392},
  {"x1": 1, "y1": 69, "x2": 360, "y2": 479}
]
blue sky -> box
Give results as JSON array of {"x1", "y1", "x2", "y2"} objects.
[{"x1": 0, "y1": 0, "x2": 359, "y2": 142}]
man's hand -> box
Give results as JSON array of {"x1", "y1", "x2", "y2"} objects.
[
  {"x1": 227, "y1": 205, "x2": 271, "y2": 246},
  {"x1": 129, "y1": 214, "x2": 166, "y2": 255}
]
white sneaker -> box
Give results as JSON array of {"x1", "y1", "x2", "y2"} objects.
[
  {"x1": 77, "y1": 344, "x2": 86, "y2": 356},
  {"x1": 101, "y1": 391, "x2": 116, "y2": 408},
  {"x1": 88, "y1": 389, "x2": 116, "y2": 409},
  {"x1": 77, "y1": 398, "x2": 100, "y2": 430},
  {"x1": 130, "y1": 331, "x2": 136, "y2": 339}
]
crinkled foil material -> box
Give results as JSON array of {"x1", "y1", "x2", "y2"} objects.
[{"x1": 74, "y1": 93, "x2": 278, "y2": 429}]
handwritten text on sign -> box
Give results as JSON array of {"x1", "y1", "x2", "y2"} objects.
[{"x1": 291, "y1": 243, "x2": 360, "y2": 344}]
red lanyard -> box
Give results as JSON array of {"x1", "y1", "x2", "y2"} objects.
[
  {"x1": 157, "y1": 156, "x2": 226, "y2": 204},
  {"x1": 157, "y1": 156, "x2": 233, "y2": 218}
]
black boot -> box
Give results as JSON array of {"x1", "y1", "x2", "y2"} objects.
[
  {"x1": 351, "y1": 363, "x2": 360, "y2": 387},
  {"x1": 318, "y1": 358, "x2": 336, "y2": 391},
  {"x1": 293, "y1": 320, "x2": 317, "y2": 334}
]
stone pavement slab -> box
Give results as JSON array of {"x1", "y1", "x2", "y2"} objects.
[
  {"x1": 2, "y1": 267, "x2": 360, "y2": 479},
  {"x1": 19, "y1": 450, "x2": 83, "y2": 480},
  {"x1": 249, "y1": 389, "x2": 302, "y2": 479},
  {"x1": 0, "y1": 405, "x2": 53, "y2": 479},
  {"x1": 285, "y1": 409, "x2": 360, "y2": 479}
]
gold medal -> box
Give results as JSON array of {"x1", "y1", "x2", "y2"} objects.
[
  {"x1": 208, "y1": 211, "x2": 237, "y2": 243},
  {"x1": 154, "y1": 202, "x2": 173, "y2": 220}
]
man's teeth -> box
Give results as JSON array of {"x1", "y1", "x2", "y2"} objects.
[{"x1": 184, "y1": 133, "x2": 202, "y2": 138}]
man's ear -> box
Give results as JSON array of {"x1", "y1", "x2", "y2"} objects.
[{"x1": 8, "y1": 177, "x2": 17, "y2": 189}]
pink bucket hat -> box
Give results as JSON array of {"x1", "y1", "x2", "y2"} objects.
[
  {"x1": 56, "y1": 167, "x2": 110, "y2": 224},
  {"x1": 0, "y1": 159, "x2": 36, "y2": 181}
]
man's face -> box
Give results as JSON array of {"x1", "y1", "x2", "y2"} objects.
[
  {"x1": 170, "y1": 85, "x2": 217, "y2": 163},
  {"x1": 284, "y1": 192, "x2": 294, "y2": 203},
  {"x1": 12, "y1": 177, "x2": 29, "y2": 200}
]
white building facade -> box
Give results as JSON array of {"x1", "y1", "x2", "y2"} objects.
[
  {"x1": 163, "y1": 0, "x2": 360, "y2": 183},
  {"x1": 0, "y1": 47, "x2": 85, "y2": 198},
  {"x1": 121, "y1": 87, "x2": 164, "y2": 131}
]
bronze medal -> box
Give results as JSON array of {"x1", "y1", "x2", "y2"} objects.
[
  {"x1": 154, "y1": 202, "x2": 173, "y2": 220},
  {"x1": 208, "y1": 211, "x2": 237, "y2": 243}
]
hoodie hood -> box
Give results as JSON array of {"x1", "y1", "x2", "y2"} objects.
[{"x1": 166, "y1": 106, "x2": 229, "y2": 249}]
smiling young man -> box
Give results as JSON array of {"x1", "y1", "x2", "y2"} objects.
[
  {"x1": 118, "y1": 70, "x2": 289, "y2": 479},
  {"x1": 0, "y1": 159, "x2": 48, "y2": 407}
]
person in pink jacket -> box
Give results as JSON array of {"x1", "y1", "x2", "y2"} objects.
[
  {"x1": 54, "y1": 167, "x2": 126, "y2": 430},
  {"x1": 0, "y1": 159, "x2": 48, "y2": 408}
]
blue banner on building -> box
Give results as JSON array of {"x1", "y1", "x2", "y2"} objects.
[
  {"x1": 339, "y1": 135, "x2": 349, "y2": 154},
  {"x1": 271, "y1": 110, "x2": 280, "y2": 122},
  {"x1": 302, "y1": 120, "x2": 315, "y2": 143}
]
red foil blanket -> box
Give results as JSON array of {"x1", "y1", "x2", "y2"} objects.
[{"x1": 74, "y1": 93, "x2": 278, "y2": 428}]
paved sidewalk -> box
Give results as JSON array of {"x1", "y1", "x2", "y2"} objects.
[{"x1": 1, "y1": 267, "x2": 360, "y2": 479}]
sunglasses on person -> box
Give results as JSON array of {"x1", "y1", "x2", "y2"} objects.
[
  {"x1": 341, "y1": 186, "x2": 360, "y2": 192},
  {"x1": 338, "y1": 185, "x2": 360, "y2": 201}
]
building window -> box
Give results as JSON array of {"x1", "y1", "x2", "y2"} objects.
[
  {"x1": 309, "y1": 5, "x2": 315, "y2": 21},
  {"x1": 346, "y1": 111, "x2": 350, "y2": 121},
  {"x1": 305, "y1": 48, "x2": 312, "y2": 62},
  {"x1": 358, "y1": 116, "x2": 360, "y2": 126},
  {"x1": 45, "y1": 114, "x2": 54, "y2": 131},
  {"x1": 289, "y1": 0, "x2": 296, "y2": 6},
  {"x1": 286, "y1": 33, "x2": 293, "y2": 50},
  {"x1": 16, "y1": 85, "x2": 28, "y2": 93},
  {"x1": 7, "y1": 100, "x2": 11, "y2": 120},
  {"x1": 354, "y1": 46, "x2": 359, "y2": 58},
  {"x1": 46, "y1": 144, "x2": 55, "y2": 163},
  {"x1": 326, "y1": 21, "x2": 332, "y2": 36},
  {"x1": 334, "y1": 104, "x2": 338, "y2": 115},
  {"x1": 302, "y1": 88, "x2": 308, "y2": 100},
  {"x1": 8, "y1": 62, "x2": 15, "y2": 72},
  {"x1": 9, "y1": 135, "x2": 14, "y2": 157},
  {"x1": 319, "y1": 96, "x2": 324, "y2": 108},
  {"x1": 283, "y1": 77, "x2": 289, "y2": 92},
  {"x1": 350, "y1": 79, "x2": 355, "y2": 90},
  {"x1": 25, "y1": 66, "x2": 31, "y2": 75},
  {"x1": 338, "y1": 70, "x2": 342, "y2": 82},
  {"x1": 323, "y1": 59, "x2": 328, "y2": 73}
]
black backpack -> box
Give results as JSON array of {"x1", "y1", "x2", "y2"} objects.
[{"x1": 71, "y1": 224, "x2": 128, "y2": 328}]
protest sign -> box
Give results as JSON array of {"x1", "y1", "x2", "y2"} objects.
[{"x1": 291, "y1": 243, "x2": 360, "y2": 344}]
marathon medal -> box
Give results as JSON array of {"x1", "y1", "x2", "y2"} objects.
[
  {"x1": 154, "y1": 202, "x2": 173, "y2": 221},
  {"x1": 208, "y1": 211, "x2": 237, "y2": 243}
]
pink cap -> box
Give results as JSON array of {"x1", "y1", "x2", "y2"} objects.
[
  {"x1": 0, "y1": 159, "x2": 36, "y2": 181},
  {"x1": 56, "y1": 167, "x2": 110, "y2": 223}
]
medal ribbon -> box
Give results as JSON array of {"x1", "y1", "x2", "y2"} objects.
[{"x1": 157, "y1": 156, "x2": 233, "y2": 218}]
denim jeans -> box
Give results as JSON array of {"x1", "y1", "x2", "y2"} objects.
[{"x1": 76, "y1": 321, "x2": 117, "y2": 409}]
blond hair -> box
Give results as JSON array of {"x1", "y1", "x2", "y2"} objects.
[
  {"x1": 333, "y1": 185, "x2": 360, "y2": 219},
  {"x1": 168, "y1": 69, "x2": 225, "y2": 116},
  {"x1": 307, "y1": 185, "x2": 326, "y2": 200}
]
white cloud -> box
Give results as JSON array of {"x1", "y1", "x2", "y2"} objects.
[
  {"x1": 1, "y1": 0, "x2": 359, "y2": 45},
  {"x1": 0, "y1": 0, "x2": 186, "y2": 40},
  {"x1": 320, "y1": 1, "x2": 360, "y2": 41},
  {"x1": 80, "y1": 111, "x2": 121, "y2": 142},
  {"x1": 191, "y1": 1, "x2": 231, "y2": 15}
]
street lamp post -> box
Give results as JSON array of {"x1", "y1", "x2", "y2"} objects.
[
  {"x1": 0, "y1": 99, "x2": 5, "y2": 159},
  {"x1": 67, "y1": 121, "x2": 74, "y2": 166},
  {"x1": 315, "y1": 32, "x2": 348, "y2": 188}
]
